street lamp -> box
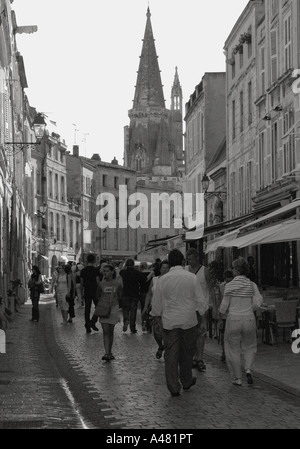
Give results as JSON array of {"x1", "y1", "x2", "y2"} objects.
[
  {"x1": 201, "y1": 173, "x2": 227, "y2": 199},
  {"x1": 4, "y1": 112, "x2": 46, "y2": 155}
]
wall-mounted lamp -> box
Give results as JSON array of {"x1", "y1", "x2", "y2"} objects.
[
  {"x1": 273, "y1": 105, "x2": 283, "y2": 112},
  {"x1": 4, "y1": 113, "x2": 47, "y2": 155},
  {"x1": 201, "y1": 173, "x2": 227, "y2": 199}
]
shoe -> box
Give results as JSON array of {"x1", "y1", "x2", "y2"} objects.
[
  {"x1": 220, "y1": 353, "x2": 226, "y2": 362},
  {"x1": 102, "y1": 354, "x2": 110, "y2": 361},
  {"x1": 155, "y1": 347, "x2": 164, "y2": 359},
  {"x1": 232, "y1": 379, "x2": 242, "y2": 386},
  {"x1": 131, "y1": 329, "x2": 137, "y2": 334},
  {"x1": 67, "y1": 318, "x2": 73, "y2": 323},
  {"x1": 196, "y1": 360, "x2": 206, "y2": 372},
  {"x1": 84, "y1": 324, "x2": 91, "y2": 334},
  {"x1": 183, "y1": 377, "x2": 197, "y2": 391},
  {"x1": 108, "y1": 354, "x2": 115, "y2": 360},
  {"x1": 142, "y1": 321, "x2": 147, "y2": 332},
  {"x1": 123, "y1": 321, "x2": 129, "y2": 332},
  {"x1": 246, "y1": 371, "x2": 254, "y2": 385},
  {"x1": 171, "y1": 392, "x2": 180, "y2": 397},
  {"x1": 90, "y1": 324, "x2": 99, "y2": 331}
]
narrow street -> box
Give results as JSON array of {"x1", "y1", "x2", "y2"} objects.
[{"x1": 1, "y1": 297, "x2": 300, "y2": 430}]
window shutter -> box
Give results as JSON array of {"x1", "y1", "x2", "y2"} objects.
[{"x1": 270, "y1": 30, "x2": 278, "y2": 84}]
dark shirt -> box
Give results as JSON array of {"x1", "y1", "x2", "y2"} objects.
[
  {"x1": 248, "y1": 265, "x2": 257, "y2": 283},
  {"x1": 80, "y1": 265, "x2": 99, "y2": 298},
  {"x1": 139, "y1": 271, "x2": 151, "y2": 294},
  {"x1": 119, "y1": 267, "x2": 145, "y2": 298}
]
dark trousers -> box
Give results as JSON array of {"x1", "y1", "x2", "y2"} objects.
[
  {"x1": 68, "y1": 296, "x2": 76, "y2": 319},
  {"x1": 122, "y1": 296, "x2": 138, "y2": 332},
  {"x1": 84, "y1": 296, "x2": 98, "y2": 325},
  {"x1": 163, "y1": 326, "x2": 197, "y2": 395},
  {"x1": 31, "y1": 295, "x2": 40, "y2": 321}
]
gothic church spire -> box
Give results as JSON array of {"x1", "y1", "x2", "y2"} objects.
[{"x1": 133, "y1": 7, "x2": 165, "y2": 109}]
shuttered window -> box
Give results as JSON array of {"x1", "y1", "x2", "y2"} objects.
[
  {"x1": 270, "y1": 29, "x2": 278, "y2": 84},
  {"x1": 284, "y1": 15, "x2": 292, "y2": 72}
]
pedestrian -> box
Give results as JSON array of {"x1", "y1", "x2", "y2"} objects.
[
  {"x1": 56, "y1": 265, "x2": 72, "y2": 325},
  {"x1": 247, "y1": 255, "x2": 257, "y2": 283},
  {"x1": 185, "y1": 248, "x2": 215, "y2": 372},
  {"x1": 139, "y1": 262, "x2": 152, "y2": 330},
  {"x1": 90, "y1": 264, "x2": 123, "y2": 361},
  {"x1": 65, "y1": 263, "x2": 76, "y2": 323},
  {"x1": 219, "y1": 257, "x2": 263, "y2": 386},
  {"x1": 142, "y1": 260, "x2": 170, "y2": 358},
  {"x1": 80, "y1": 253, "x2": 101, "y2": 333},
  {"x1": 119, "y1": 258, "x2": 145, "y2": 333},
  {"x1": 51, "y1": 266, "x2": 60, "y2": 307},
  {"x1": 151, "y1": 249, "x2": 208, "y2": 397},
  {"x1": 28, "y1": 265, "x2": 43, "y2": 322},
  {"x1": 75, "y1": 263, "x2": 84, "y2": 306},
  {"x1": 217, "y1": 269, "x2": 234, "y2": 362}
]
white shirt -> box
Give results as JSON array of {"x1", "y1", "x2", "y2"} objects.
[{"x1": 151, "y1": 266, "x2": 209, "y2": 330}]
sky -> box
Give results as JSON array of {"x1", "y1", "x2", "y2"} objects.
[{"x1": 12, "y1": 0, "x2": 248, "y2": 163}]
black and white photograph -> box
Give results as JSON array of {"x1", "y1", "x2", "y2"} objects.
[{"x1": 0, "y1": 0, "x2": 300, "y2": 433}]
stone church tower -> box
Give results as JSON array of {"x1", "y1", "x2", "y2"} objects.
[{"x1": 124, "y1": 7, "x2": 184, "y2": 178}]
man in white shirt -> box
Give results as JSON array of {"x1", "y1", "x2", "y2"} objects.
[
  {"x1": 151, "y1": 249, "x2": 208, "y2": 397},
  {"x1": 186, "y1": 248, "x2": 215, "y2": 372}
]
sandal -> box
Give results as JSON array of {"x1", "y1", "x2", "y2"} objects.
[
  {"x1": 196, "y1": 360, "x2": 206, "y2": 372},
  {"x1": 102, "y1": 354, "x2": 110, "y2": 361},
  {"x1": 156, "y1": 347, "x2": 164, "y2": 359}
]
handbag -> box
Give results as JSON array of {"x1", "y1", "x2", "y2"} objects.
[
  {"x1": 95, "y1": 299, "x2": 111, "y2": 318},
  {"x1": 95, "y1": 285, "x2": 114, "y2": 318},
  {"x1": 38, "y1": 282, "x2": 45, "y2": 294}
]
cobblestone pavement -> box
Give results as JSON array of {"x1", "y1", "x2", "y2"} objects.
[{"x1": 1, "y1": 296, "x2": 300, "y2": 430}]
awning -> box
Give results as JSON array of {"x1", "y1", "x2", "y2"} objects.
[
  {"x1": 252, "y1": 219, "x2": 300, "y2": 245},
  {"x1": 220, "y1": 219, "x2": 300, "y2": 249},
  {"x1": 239, "y1": 198, "x2": 300, "y2": 231},
  {"x1": 205, "y1": 229, "x2": 240, "y2": 253},
  {"x1": 185, "y1": 225, "x2": 204, "y2": 241}
]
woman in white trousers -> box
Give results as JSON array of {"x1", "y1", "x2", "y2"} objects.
[{"x1": 219, "y1": 257, "x2": 263, "y2": 386}]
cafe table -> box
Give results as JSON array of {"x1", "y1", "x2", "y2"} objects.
[{"x1": 258, "y1": 305, "x2": 276, "y2": 345}]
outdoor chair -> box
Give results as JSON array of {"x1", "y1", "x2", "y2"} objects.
[{"x1": 271, "y1": 300, "x2": 298, "y2": 346}]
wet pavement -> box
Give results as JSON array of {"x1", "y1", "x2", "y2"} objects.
[{"x1": 1, "y1": 294, "x2": 300, "y2": 430}]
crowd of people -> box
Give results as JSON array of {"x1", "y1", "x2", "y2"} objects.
[{"x1": 27, "y1": 249, "x2": 262, "y2": 397}]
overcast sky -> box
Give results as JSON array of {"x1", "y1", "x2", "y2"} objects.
[{"x1": 13, "y1": 0, "x2": 248, "y2": 163}]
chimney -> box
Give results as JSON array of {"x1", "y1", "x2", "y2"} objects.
[{"x1": 73, "y1": 145, "x2": 79, "y2": 157}]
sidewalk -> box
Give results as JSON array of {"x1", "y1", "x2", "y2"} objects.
[{"x1": 203, "y1": 329, "x2": 300, "y2": 398}]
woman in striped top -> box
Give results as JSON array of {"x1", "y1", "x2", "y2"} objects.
[{"x1": 219, "y1": 257, "x2": 263, "y2": 386}]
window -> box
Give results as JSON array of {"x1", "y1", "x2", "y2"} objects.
[
  {"x1": 114, "y1": 177, "x2": 118, "y2": 189},
  {"x1": 61, "y1": 176, "x2": 65, "y2": 202},
  {"x1": 271, "y1": 121, "x2": 279, "y2": 182},
  {"x1": 62, "y1": 215, "x2": 66, "y2": 242},
  {"x1": 239, "y1": 166, "x2": 244, "y2": 215},
  {"x1": 240, "y1": 91, "x2": 244, "y2": 133},
  {"x1": 245, "y1": 161, "x2": 253, "y2": 213},
  {"x1": 102, "y1": 174, "x2": 107, "y2": 187},
  {"x1": 230, "y1": 172, "x2": 236, "y2": 218},
  {"x1": 239, "y1": 50, "x2": 243, "y2": 69},
  {"x1": 284, "y1": 15, "x2": 292, "y2": 72},
  {"x1": 48, "y1": 171, "x2": 53, "y2": 198},
  {"x1": 248, "y1": 81, "x2": 252, "y2": 125},
  {"x1": 247, "y1": 26, "x2": 252, "y2": 58},
  {"x1": 283, "y1": 109, "x2": 295, "y2": 174},
  {"x1": 69, "y1": 219, "x2": 74, "y2": 248},
  {"x1": 232, "y1": 61, "x2": 235, "y2": 80},
  {"x1": 125, "y1": 178, "x2": 130, "y2": 188},
  {"x1": 50, "y1": 212, "x2": 54, "y2": 237},
  {"x1": 56, "y1": 213, "x2": 60, "y2": 241},
  {"x1": 232, "y1": 100, "x2": 236, "y2": 140},
  {"x1": 260, "y1": 47, "x2": 265, "y2": 96},
  {"x1": 55, "y1": 173, "x2": 58, "y2": 200},
  {"x1": 258, "y1": 131, "x2": 266, "y2": 188},
  {"x1": 270, "y1": 29, "x2": 278, "y2": 84}
]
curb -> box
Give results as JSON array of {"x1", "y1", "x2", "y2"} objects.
[{"x1": 204, "y1": 348, "x2": 300, "y2": 399}]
